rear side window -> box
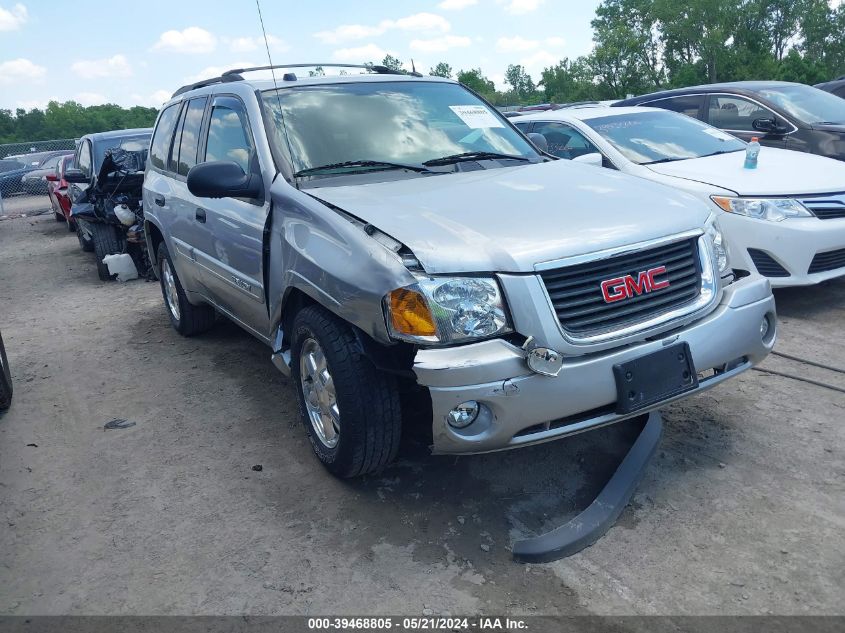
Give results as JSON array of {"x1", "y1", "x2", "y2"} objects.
[
  {"x1": 644, "y1": 95, "x2": 704, "y2": 119},
  {"x1": 708, "y1": 95, "x2": 772, "y2": 131},
  {"x1": 175, "y1": 97, "x2": 207, "y2": 176},
  {"x1": 150, "y1": 103, "x2": 181, "y2": 171},
  {"x1": 514, "y1": 122, "x2": 531, "y2": 133},
  {"x1": 205, "y1": 102, "x2": 254, "y2": 173}
]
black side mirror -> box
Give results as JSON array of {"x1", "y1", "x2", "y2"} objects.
[
  {"x1": 187, "y1": 161, "x2": 263, "y2": 199},
  {"x1": 527, "y1": 132, "x2": 548, "y2": 153},
  {"x1": 64, "y1": 168, "x2": 89, "y2": 183},
  {"x1": 753, "y1": 118, "x2": 788, "y2": 135}
]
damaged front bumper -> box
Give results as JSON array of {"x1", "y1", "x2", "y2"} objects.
[{"x1": 414, "y1": 275, "x2": 776, "y2": 455}]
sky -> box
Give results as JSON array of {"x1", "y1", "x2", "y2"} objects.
[{"x1": 0, "y1": 0, "x2": 602, "y2": 111}]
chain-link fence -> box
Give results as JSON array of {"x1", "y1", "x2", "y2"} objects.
[{"x1": 0, "y1": 139, "x2": 78, "y2": 220}]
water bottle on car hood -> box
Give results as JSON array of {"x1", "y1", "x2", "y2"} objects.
[{"x1": 744, "y1": 137, "x2": 760, "y2": 169}]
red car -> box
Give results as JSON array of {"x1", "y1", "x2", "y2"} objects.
[{"x1": 46, "y1": 155, "x2": 75, "y2": 231}]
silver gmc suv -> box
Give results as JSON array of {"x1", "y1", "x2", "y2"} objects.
[{"x1": 143, "y1": 64, "x2": 777, "y2": 478}]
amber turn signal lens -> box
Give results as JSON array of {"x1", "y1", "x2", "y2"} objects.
[
  {"x1": 388, "y1": 288, "x2": 437, "y2": 337},
  {"x1": 711, "y1": 196, "x2": 734, "y2": 212}
]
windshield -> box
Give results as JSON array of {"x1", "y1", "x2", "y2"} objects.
[
  {"x1": 584, "y1": 110, "x2": 746, "y2": 165},
  {"x1": 262, "y1": 80, "x2": 538, "y2": 177},
  {"x1": 754, "y1": 84, "x2": 845, "y2": 125}
]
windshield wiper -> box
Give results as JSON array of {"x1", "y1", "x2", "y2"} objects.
[
  {"x1": 697, "y1": 149, "x2": 743, "y2": 159},
  {"x1": 422, "y1": 151, "x2": 531, "y2": 166},
  {"x1": 295, "y1": 160, "x2": 432, "y2": 177},
  {"x1": 642, "y1": 157, "x2": 681, "y2": 165}
]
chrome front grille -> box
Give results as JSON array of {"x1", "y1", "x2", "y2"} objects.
[
  {"x1": 801, "y1": 193, "x2": 845, "y2": 220},
  {"x1": 540, "y1": 237, "x2": 704, "y2": 337}
]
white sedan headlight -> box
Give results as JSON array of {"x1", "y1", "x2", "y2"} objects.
[
  {"x1": 385, "y1": 277, "x2": 511, "y2": 344},
  {"x1": 711, "y1": 196, "x2": 812, "y2": 222}
]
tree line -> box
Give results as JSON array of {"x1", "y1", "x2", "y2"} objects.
[
  {"x1": 425, "y1": 0, "x2": 845, "y2": 105},
  {"x1": 0, "y1": 102, "x2": 159, "y2": 144},
  {"x1": 3, "y1": 0, "x2": 844, "y2": 142}
]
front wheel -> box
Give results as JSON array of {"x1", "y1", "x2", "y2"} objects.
[
  {"x1": 291, "y1": 306, "x2": 401, "y2": 478},
  {"x1": 91, "y1": 223, "x2": 125, "y2": 281},
  {"x1": 157, "y1": 242, "x2": 215, "y2": 336}
]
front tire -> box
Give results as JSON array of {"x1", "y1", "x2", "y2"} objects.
[
  {"x1": 291, "y1": 306, "x2": 401, "y2": 478},
  {"x1": 91, "y1": 223, "x2": 125, "y2": 281},
  {"x1": 157, "y1": 242, "x2": 215, "y2": 336}
]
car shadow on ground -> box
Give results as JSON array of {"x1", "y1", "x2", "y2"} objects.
[{"x1": 772, "y1": 277, "x2": 845, "y2": 319}]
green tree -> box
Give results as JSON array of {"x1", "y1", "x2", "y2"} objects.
[
  {"x1": 456, "y1": 68, "x2": 496, "y2": 97},
  {"x1": 591, "y1": 0, "x2": 665, "y2": 94},
  {"x1": 430, "y1": 62, "x2": 453, "y2": 78},
  {"x1": 540, "y1": 58, "x2": 602, "y2": 102},
  {"x1": 504, "y1": 64, "x2": 536, "y2": 102},
  {"x1": 381, "y1": 54, "x2": 404, "y2": 72}
]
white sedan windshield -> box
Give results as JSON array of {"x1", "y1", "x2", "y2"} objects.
[{"x1": 585, "y1": 111, "x2": 747, "y2": 165}]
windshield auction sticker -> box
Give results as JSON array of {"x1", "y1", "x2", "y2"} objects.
[{"x1": 449, "y1": 105, "x2": 504, "y2": 129}]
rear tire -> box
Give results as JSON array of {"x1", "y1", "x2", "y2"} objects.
[
  {"x1": 0, "y1": 331, "x2": 12, "y2": 411},
  {"x1": 291, "y1": 305, "x2": 402, "y2": 478},
  {"x1": 157, "y1": 242, "x2": 216, "y2": 336},
  {"x1": 91, "y1": 223, "x2": 125, "y2": 281}
]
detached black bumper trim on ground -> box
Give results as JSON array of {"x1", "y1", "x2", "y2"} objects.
[{"x1": 512, "y1": 412, "x2": 662, "y2": 563}]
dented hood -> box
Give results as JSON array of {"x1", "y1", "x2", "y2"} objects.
[{"x1": 309, "y1": 160, "x2": 710, "y2": 273}]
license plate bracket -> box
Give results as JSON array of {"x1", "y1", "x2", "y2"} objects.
[{"x1": 613, "y1": 342, "x2": 698, "y2": 414}]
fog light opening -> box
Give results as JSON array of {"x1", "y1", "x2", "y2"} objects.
[
  {"x1": 447, "y1": 401, "x2": 480, "y2": 429},
  {"x1": 761, "y1": 313, "x2": 776, "y2": 345}
]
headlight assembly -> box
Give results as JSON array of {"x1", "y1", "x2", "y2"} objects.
[
  {"x1": 705, "y1": 220, "x2": 729, "y2": 274},
  {"x1": 711, "y1": 196, "x2": 812, "y2": 222},
  {"x1": 385, "y1": 277, "x2": 511, "y2": 344}
]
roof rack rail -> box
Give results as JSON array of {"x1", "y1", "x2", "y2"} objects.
[
  {"x1": 221, "y1": 63, "x2": 412, "y2": 77},
  {"x1": 171, "y1": 73, "x2": 244, "y2": 98},
  {"x1": 171, "y1": 63, "x2": 420, "y2": 98}
]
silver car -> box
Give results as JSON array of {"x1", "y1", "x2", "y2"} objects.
[{"x1": 143, "y1": 65, "x2": 777, "y2": 478}]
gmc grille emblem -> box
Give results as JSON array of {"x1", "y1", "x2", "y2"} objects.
[{"x1": 600, "y1": 266, "x2": 670, "y2": 303}]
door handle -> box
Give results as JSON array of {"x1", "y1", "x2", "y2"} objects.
[
  {"x1": 195, "y1": 208, "x2": 207, "y2": 223},
  {"x1": 153, "y1": 194, "x2": 165, "y2": 207}
]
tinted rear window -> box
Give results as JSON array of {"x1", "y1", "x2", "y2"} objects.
[
  {"x1": 150, "y1": 103, "x2": 182, "y2": 170},
  {"x1": 175, "y1": 98, "x2": 207, "y2": 176}
]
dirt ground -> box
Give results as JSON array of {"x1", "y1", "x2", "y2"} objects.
[
  {"x1": 0, "y1": 215, "x2": 842, "y2": 616},
  {"x1": 0, "y1": 192, "x2": 51, "y2": 220}
]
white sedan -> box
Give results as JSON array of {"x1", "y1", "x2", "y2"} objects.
[{"x1": 513, "y1": 106, "x2": 845, "y2": 287}]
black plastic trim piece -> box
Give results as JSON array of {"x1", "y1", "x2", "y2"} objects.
[{"x1": 511, "y1": 412, "x2": 663, "y2": 563}]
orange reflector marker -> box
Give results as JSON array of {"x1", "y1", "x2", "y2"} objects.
[
  {"x1": 388, "y1": 288, "x2": 437, "y2": 337},
  {"x1": 711, "y1": 196, "x2": 734, "y2": 212}
]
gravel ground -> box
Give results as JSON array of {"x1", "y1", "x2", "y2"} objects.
[{"x1": 0, "y1": 215, "x2": 842, "y2": 616}]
